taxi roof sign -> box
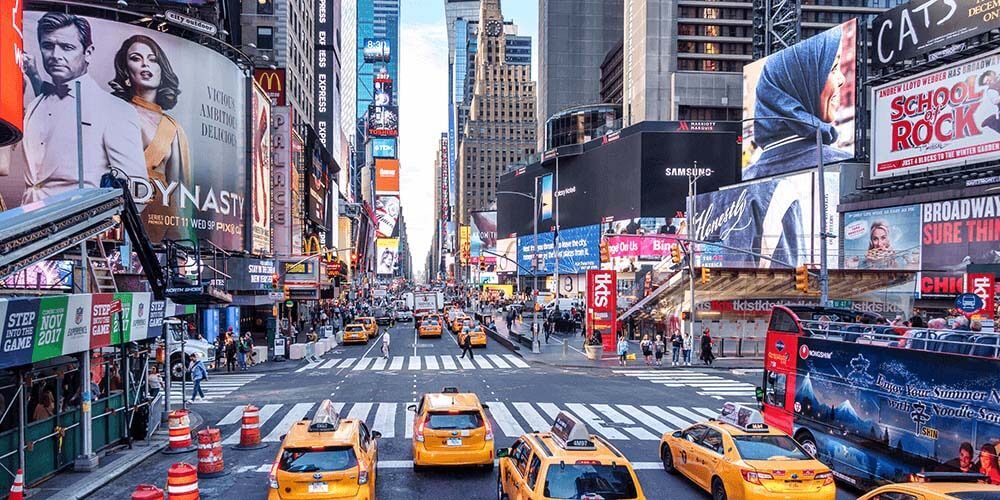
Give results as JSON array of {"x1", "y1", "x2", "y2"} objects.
[
  {"x1": 719, "y1": 402, "x2": 768, "y2": 432},
  {"x1": 309, "y1": 400, "x2": 341, "y2": 432},
  {"x1": 550, "y1": 412, "x2": 596, "y2": 451}
]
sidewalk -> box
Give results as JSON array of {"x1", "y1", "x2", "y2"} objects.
[
  {"x1": 491, "y1": 313, "x2": 763, "y2": 370},
  {"x1": 29, "y1": 410, "x2": 205, "y2": 500}
]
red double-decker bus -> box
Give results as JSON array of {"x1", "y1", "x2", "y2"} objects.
[{"x1": 759, "y1": 306, "x2": 1000, "y2": 490}]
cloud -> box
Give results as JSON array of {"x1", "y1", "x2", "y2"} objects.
[{"x1": 399, "y1": 21, "x2": 448, "y2": 281}]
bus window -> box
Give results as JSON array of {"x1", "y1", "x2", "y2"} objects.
[
  {"x1": 764, "y1": 371, "x2": 787, "y2": 408},
  {"x1": 768, "y1": 308, "x2": 799, "y2": 333}
]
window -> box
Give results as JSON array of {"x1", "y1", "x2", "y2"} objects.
[
  {"x1": 526, "y1": 455, "x2": 541, "y2": 489},
  {"x1": 698, "y1": 428, "x2": 724, "y2": 454},
  {"x1": 765, "y1": 371, "x2": 787, "y2": 408},
  {"x1": 510, "y1": 439, "x2": 532, "y2": 477},
  {"x1": 358, "y1": 421, "x2": 371, "y2": 451},
  {"x1": 870, "y1": 493, "x2": 918, "y2": 500},
  {"x1": 279, "y1": 447, "x2": 357, "y2": 473},
  {"x1": 256, "y1": 27, "x2": 274, "y2": 50},
  {"x1": 682, "y1": 424, "x2": 708, "y2": 443},
  {"x1": 732, "y1": 435, "x2": 809, "y2": 461},
  {"x1": 257, "y1": 0, "x2": 274, "y2": 15},
  {"x1": 768, "y1": 309, "x2": 799, "y2": 333}
]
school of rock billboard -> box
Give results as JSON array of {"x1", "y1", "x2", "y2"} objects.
[
  {"x1": 741, "y1": 19, "x2": 858, "y2": 181},
  {"x1": 871, "y1": 50, "x2": 1000, "y2": 180},
  {"x1": 0, "y1": 12, "x2": 247, "y2": 250}
]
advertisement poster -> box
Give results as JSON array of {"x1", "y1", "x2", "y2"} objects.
[
  {"x1": 372, "y1": 137, "x2": 396, "y2": 158},
  {"x1": 965, "y1": 273, "x2": 995, "y2": 320},
  {"x1": 693, "y1": 171, "x2": 840, "y2": 269},
  {"x1": 872, "y1": 51, "x2": 1000, "y2": 179},
  {"x1": 602, "y1": 217, "x2": 681, "y2": 272},
  {"x1": 518, "y1": 224, "x2": 602, "y2": 276},
  {"x1": 586, "y1": 269, "x2": 618, "y2": 352},
  {"x1": 375, "y1": 195, "x2": 400, "y2": 238},
  {"x1": 0, "y1": 1, "x2": 22, "y2": 148},
  {"x1": 363, "y1": 38, "x2": 391, "y2": 62},
  {"x1": 1, "y1": 260, "x2": 73, "y2": 289},
  {"x1": 271, "y1": 107, "x2": 292, "y2": 256},
  {"x1": 251, "y1": 84, "x2": 272, "y2": 255},
  {"x1": 872, "y1": 0, "x2": 994, "y2": 68},
  {"x1": 742, "y1": 19, "x2": 857, "y2": 180},
  {"x1": 0, "y1": 298, "x2": 36, "y2": 369},
  {"x1": 62, "y1": 294, "x2": 92, "y2": 355},
  {"x1": 459, "y1": 225, "x2": 471, "y2": 264},
  {"x1": 470, "y1": 211, "x2": 497, "y2": 265},
  {"x1": 307, "y1": 140, "x2": 328, "y2": 226},
  {"x1": 920, "y1": 194, "x2": 1000, "y2": 296},
  {"x1": 1, "y1": 12, "x2": 247, "y2": 250},
  {"x1": 374, "y1": 159, "x2": 400, "y2": 193},
  {"x1": 376, "y1": 238, "x2": 398, "y2": 275},
  {"x1": 89, "y1": 294, "x2": 114, "y2": 349},
  {"x1": 254, "y1": 68, "x2": 286, "y2": 106},
  {"x1": 32, "y1": 295, "x2": 68, "y2": 362},
  {"x1": 843, "y1": 205, "x2": 921, "y2": 270},
  {"x1": 374, "y1": 79, "x2": 392, "y2": 106},
  {"x1": 496, "y1": 237, "x2": 518, "y2": 274},
  {"x1": 368, "y1": 104, "x2": 398, "y2": 137}
]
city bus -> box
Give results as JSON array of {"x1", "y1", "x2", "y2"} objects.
[{"x1": 759, "y1": 306, "x2": 1000, "y2": 490}]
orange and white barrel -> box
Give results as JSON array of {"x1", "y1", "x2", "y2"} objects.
[
  {"x1": 196, "y1": 428, "x2": 225, "y2": 476},
  {"x1": 130, "y1": 484, "x2": 164, "y2": 500},
  {"x1": 234, "y1": 405, "x2": 266, "y2": 450},
  {"x1": 167, "y1": 409, "x2": 194, "y2": 452},
  {"x1": 166, "y1": 462, "x2": 199, "y2": 500}
]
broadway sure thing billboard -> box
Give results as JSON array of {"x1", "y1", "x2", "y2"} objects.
[
  {"x1": 872, "y1": 50, "x2": 1000, "y2": 180},
  {"x1": 1, "y1": 11, "x2": 247, "y2": 250}
]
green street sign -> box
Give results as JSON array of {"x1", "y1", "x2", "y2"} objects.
[{"x1": 285, "y1": 300, "x2": 293, "y2": 307}]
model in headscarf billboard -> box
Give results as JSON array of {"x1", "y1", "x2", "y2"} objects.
[{"x1": 742, "y1": 19, "x2": 857, "y2": 181}]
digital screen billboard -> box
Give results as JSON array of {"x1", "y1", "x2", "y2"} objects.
[
  {"x1": 374, "y1": 78, "x2": 392, "y2": 106},
  {"x1": 368, "y1": 104, "x2": 398, "y2": 137},
  {"x1": 374, "y1": 158, "x2": 400, "y2": 193},
  {"x1": 640, "y1": 127, "x2": 740, "y2": 217},
  {"x1": 2, "y1": 12, "x2": 247, "y2": 250},
  {"x1": 871, "y1": 50, "x2": 1000, "y2": 180},
  {"x1": 842, "y1": 205, "x2": 921, "y2": 271},
  {"x1": 0, "y1": 2, "x2": 23, "y2": 147},
  {"x1": 872, "y1": 0, "x2": 994, "y2": 68},
  {"x1": 375, "y1": 195, "x2": 400, "y2": 238},
  {"x1": 470, "y1": 211, "x2": 497, "y2": 264},
  {"x1": 376, "y1": 238, "x2": 398, "y2": 275},
  {"x1": 307, "y1": 137, "x2": 328, "y2": 226},
  {"x1": 920, "y1": 194, "x2": 1000, "y2": 296},
  {"x1": 363, "y1": 38, "x2": 391, "y2": 63},
  {"x1": 496, "y1": 237, "x2": 518, "y2": 274},
  {"x1": 517, "y1": 224, "x2": 602, "y2": 276},
  {"x1": 741, "y1": 19, "x2": 857, "y2": 181},
  {"x1": 254, "y1": 68, "x2": 286, "y2": 106},
  {"x1": 1, "y1": 260, "x2": 73, "y2": 290},
  {"x1": 250, "y1": 84, "x2": 272, "y2": 255},
  {"x1": 372, "y1": 137, "x2": 396, "y2": 158}
]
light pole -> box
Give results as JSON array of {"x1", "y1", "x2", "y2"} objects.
[
  {"x1": 496, "y1": 180, "x2": 542, "y2": 351},
  {"x1": 740, "y1": 117, "x2": 830, "y2": 306},
  {"x1": 686, "y1": 164, "x2": 707, "y2": 341}
]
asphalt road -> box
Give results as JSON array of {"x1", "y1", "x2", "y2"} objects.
[{"x1": 86, "y1": 321, "x2": 859, "y2": 499}]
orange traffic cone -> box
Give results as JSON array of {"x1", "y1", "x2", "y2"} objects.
[{"x1": 9, "y1": 468, "x2": 23, "y2": 500}]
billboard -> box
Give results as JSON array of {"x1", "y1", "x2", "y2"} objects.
[
  {"x1": 375, "y1": 195, "x2": 400, "y2": 238},
  {"x1": 843, "y1": 205, "x2": 921, "y2": 270},
  {"x1": 586, "y1": 269, "x2": 618, "y2": 352},
  {"x1": 363, "y1": 38, "x2": 391, "y2": 62},
  {"x1": 1, "y1": 260, "x2": 73, "y2": 290},
  {"x1": 0, "y1": 1, "x2": 22, "y2": 147},
  {"x1": 374, "y1": 78, "x2": 392, "y2": 106},
  {"x1": 250, "y1": 84, "x2": 272, "y2": 255},
  {"x1": 920, "y1": 194, "x2": 1000, "y2": 296},
  {"x1": 602, "y1": 217, "x2": 682, "y2": 273},
  {"x1": 496, "y1": 237, "x2": 518, "y2": 274},
  {"x1": 271, "y1": 107, "x2": 293, "y2": 256},
  {"x1": 517, "y1": 224, "x2": 602, "y2": 276},
  {"x1": 372, "y1": 137, "x2": 396, "y2": 158},
  {"x1": 871, "y1": 50, "x2": 1000, "y2": 180},
  {"x1": 1, "y1": 12, "x2": 247, "y2": 250},
  {"x1": 640, "y1": 129, "x2": 740, "y2": 217},
  {"x1": 254, "y1": 68, "x2": 286, "y2": 106},
  {"x1": 873, "y1": 0, "x2": 995, "y2": 68},
  {"x1": 460, "y1": 225, "x2": 471, "y2": 264},
  {"x1": 692, "y1": 170, "x2": 840, "y2": 269},
  {"x1": 741, "y1": 19, "x2": 857, "y2": 181},
  {"x1": 307, "y1": 136, "x2": 328, "y2": 226},
  {"x1": 376, "y1": 238, "x2": 398, "y2": 275},
  {"x1": 374, "y1": 159, "x2": 400, "y2": 193},
  {"x1": 314, "y1": 0, "x2": 337, "y2": 153},
  {"x1": 368, "y1": 104, "x2": 398, "y2": 137},
  {"x1": 470, "y1": 211, "x2": 497, "y2": 264}
]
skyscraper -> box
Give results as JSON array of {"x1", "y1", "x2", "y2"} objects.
[
  {"x1": 537, "y1": 0, "x2": 623, "y2": 149},
  {"x1": 445, "y1": 1, "x2": 480, "y2": 234},
  {"x1": 354, "y1": 0, "x2": 400, "y2": 200},
  {"x1": 458, "y1": 0, "x2": 536, "y2": 222}
]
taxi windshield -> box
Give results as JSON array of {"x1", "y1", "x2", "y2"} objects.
[
  {"x1": 426, "y1": 320, "x2": 439, "y2": 326},
  {"x1": 278, "y1": 446, "x2": 357, "y2": 473},
  {"x1": 543, "y1": 464, "x2": 638, "y2": 499},
  {"x1": 346, "y1": 326, "x2": 364, "y2": 331},
  {"x1": 732, "y1": 435, "x2": 810, "y2": 461},
  {"x1": 427, "y1": 411, "x2": 483, "y2": 430}
]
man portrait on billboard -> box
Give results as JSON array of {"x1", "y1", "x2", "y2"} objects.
[
  {"x1": 0, "y1": 12, "x2": 146, "y2": 206},
  {"x1": 744, "y1": 20, "x2": 856, "y2": 180}
]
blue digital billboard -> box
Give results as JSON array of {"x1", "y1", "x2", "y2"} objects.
[
  {"x1": 372, "y1": 137, "x2": 396, "y2": 158},
  {"x1": 516, "y1": 224, "x2": 601, "y2": 276}
]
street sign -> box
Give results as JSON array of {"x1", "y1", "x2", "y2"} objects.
[
  {"x1": 109, "y1": 300, "x2": 122, "y2": 315},
  {"x1": 285, "y1": 300, "x2": 293, "y2": 307},
  {"x1": 955, "y1": 293, "x2": 984, "y2": 314},
  {"x1": 164, "y1": 10, "x2": 219, "y2": 36}
]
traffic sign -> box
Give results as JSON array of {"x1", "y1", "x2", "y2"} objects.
[
  {"x1": 285, "y1": 300, "x2": 293, "y2": 307},
  {"x1": 955, "y1": 293, "x2": 984, "y2": 313}
]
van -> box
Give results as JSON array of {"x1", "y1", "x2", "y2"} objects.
[{"x1": 543, "y1": 298, "x2": 580, "y2": 313}]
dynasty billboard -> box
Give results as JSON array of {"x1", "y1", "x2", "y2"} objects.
[
  {"x1": 872, "y1": 0, "x2": 997, "y2": 68},
  {"x1": 741, "y1": 19, "x2": 857, "y2": 181},
  {"x1": 0, "y1": 1, "x2": 22, "y2": 148},
  {"x1": 871, "y1": 50, "x2": 1000, "y2": 180},
  {"x1": 250, "y1": 83, "x2": 272, "y2": 255},
  {"x1": 1, "y1": 12, "x2": 247, "y2": 250},
  {"x1": 692, "y1": 170, "x2": 840, "y2": 269}
]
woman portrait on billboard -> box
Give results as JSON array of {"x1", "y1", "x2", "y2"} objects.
[
  {"x1": 108, "y1": 34, "x2": 194, "y2": 242},
  {"x1": 744, "y1": 20, "x2": 856, "y2": 180}
]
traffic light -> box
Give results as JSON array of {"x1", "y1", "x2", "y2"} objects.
[
  {"x1": 351, "y1": 252, "x2": 358, "y2": 269},
  {"x1": 599, "y1": 238, "x2": 610, "y2": 263},
  {"x1": 479, "y1": 259, "x2": 486, "y2": 272},
  {"x1": 700, "y1": 267, "x2": 711, "y2": 284},
  {"x1": 283, "y1": 286, "x2": 291, "y2": 300},
  {"x1": 271, "y1": 273, "x2": 279, "y2": 289},
  {"x1": 670, "y1": 244, "x2": 682, "y2": 264},
  {"x1": 794, "y1": 265, "x2": 809, "y2": 293}
]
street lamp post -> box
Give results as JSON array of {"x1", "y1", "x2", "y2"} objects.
[
  {"x1": 687, "y1": 165, "x2": 706, "y2": 341},
  {"x1": 496, "y1": 181, "x2": 542, "y2": 352}
]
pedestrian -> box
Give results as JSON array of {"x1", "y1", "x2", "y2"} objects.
[
  {"x1": 617, "y1": 335, "x2": 629, "y2": 367},
  {"x1": 381, "y1": 329, "x2": 391, "y2": 359},
  {"x1": 147, "y1": 366, "x2": 163, "y2": 398},
  {"x1": 700, "y1": 328, "x2": 716, "y2": 365},
  {"x1": 544, "y1": 319, "x2": 553, "y2": 344},
  {"x1": 459, "y1": 330, "x2": 474, "y2": 360},
  {"x1": 505, "y1": 309, "x2": 514, "y2": 333},
  {"x1": 214, "y1": 334, "x2": 225, "y2": 371},
  {"x1": 640, "y1": 335, "x2": 653, "y2": 366},
  {"x1": 681, "y1": 330, "x2": 693, "y2": 366},
  {"x1": 190, "y1": 353, "x2": 208, "y2": 401},
  {"x1": 653, "y1": 335, "x2": 665, "y2": 367},
  {"x1": 245, "y1": 333, "x2": 257, "y2": 366},
  {"x1": 224, "y1": 331, "x2": 237, "y2": 373},
  {"x1": 670, "y1": 330, "x2": 682, "y2": 366},
  {"x1": 237, "y1": 333, "x2": 250, "y2": 371}
]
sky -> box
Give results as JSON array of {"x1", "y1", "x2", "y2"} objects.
[{"x1": 398, "y1": 0, "x2": 538, "y2": 280}]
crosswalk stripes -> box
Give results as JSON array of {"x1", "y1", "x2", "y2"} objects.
[
  {"x1": 212, "y1": 401, "x2": 721, "y2": 444},
  {"x1": 168, "y1": 373, "x2": 264, "y2": 402},
  {"x1": 613, "y1": 369, "x2": 758, "y2": 400},
  {"x1": 295, "y1": 354, "x2": 532, "y2": 373}
]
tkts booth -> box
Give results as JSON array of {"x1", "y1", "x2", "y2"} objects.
[{"x1": 0, "y1": 292, "x2": 167, "y2": 494}]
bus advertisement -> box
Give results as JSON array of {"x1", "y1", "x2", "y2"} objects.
[{"x1": 760, "y1": 306, "x2": 1000, "y2": 490}]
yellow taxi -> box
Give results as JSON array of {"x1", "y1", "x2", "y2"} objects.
[
  {"x1": 356, "y1": 317, "x2": 378, "y2": 337},
  {"x1": 858, "y1": 472, "x2": 1000, "y2": 500},
  {"x1": 497, "y1": 411, "x2": 646, "y2": 499},
  {"x1": 450, "y1": 314, "x2": 470, "y2": 334},
  {"x1": 341, "y1": 324, "x2": 369, "y2": 345},
  {"x1": 418, "y1": 317, "x2": 443, "y2": 338},
  {"x1": 268, "y1": 400, "x2": 382, "y2": 500},
  {"x1": 409, "y1": 387, "x2": 494, "y2": 470},
  {"x1": 659, "y1": 402, "x2": 835, "y2": 500},
  {"x1": 457, "y1": 325, "x2": 488, "y2": 347}
]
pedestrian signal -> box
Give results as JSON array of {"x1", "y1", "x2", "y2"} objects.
[
  {"x1": 271, "y1": 273, "x2": 279, "y2": 288},
  {"x1": 599, "y1": 238, "x2": 610, "y2": 263},
  {"x1": 794, "y1": 265, "x2": 809, "y2": 293},
  {"x1": 283, "y1": 286, "x2": 291, "y2": 300},
  {"x1": 700, "y1": 267, "x2": 710, "y2": 284}
]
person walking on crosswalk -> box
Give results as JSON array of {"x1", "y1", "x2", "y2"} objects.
[
  {"x1": 381, "y1": 330, "x2": 391, "y2": 359},
  {"x1": 459, "y1": 329, "x2": 474, "y2": 361},
  {"x1": 190, "y1": 353, "x2": 208, "y2": 401}
]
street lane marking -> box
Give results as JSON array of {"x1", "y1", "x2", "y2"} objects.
[
  {"x1": 407, "y1": 357, "x2": 421, "y2": 370},
  {"x1": 565, "y1": 404, "x2": 627, "y2": 440},
  {"x1": 339, "y1": 358, "x2": 357, "y2": 369},
  {"x1": 319, "y1": 358, "x2": 340, "y2": 369},
  {"x1": 693, "y1": 407, "x2": 718, "y2": 419},
  {"x1": 424, "y1": 356, "x2": 439, "y2": 370},
  {"x1": 373, "y1": 403, "x2": 396, "y2": 438},
  {"x1": 263, "y1": 402, "x2": 314, "y2": 442},
  {"x1": 536, "y1": 402, "x2": 562, "y2": 421},
  {"x1": 503, "y1": 355, "x2": 530, "y2": 368},
  {"x1": 245, "y1": 460, "x2": 664, "y2": 472},
  {"x1": 617, "y1": 405, "x2": 670, "y2": 435},
  {"x1": 456, "y1": 356, "x2": 475, "y2": 369},
  {"x1": 353, "y1": 358, "x2": 374, "y2": 371},
  {"x1": 486, "y1": 402, "x2": 525, "y2": 437},
  {"x1": 486, "y1": 354, "x2": 510, "y2": 369},
  {"x1": 512, "y1": 402, "x2": 549, "y2": 434},
  {"x1": 217, "y1": 406, "x2": 245, "y2": 426},
  {"x1": 472, "y1": 356, "x2": 494, "y2": 369},
  {"x1": 667, "y1": 406, "x2": 705, "y2": 423},
  {"x1": 640, "y1": 405, "x2": 689, "y2": 430},
  {"x1": 222, "y1": 403, "x2": 280, "y2": 445},
  {"x1": 404, "y1": 403, "x2": 415, "y2": 439},
  {"x1": 347, "y1": 402, "x2": 374, "y2": 422},
  {"x1": 295, "y1": 360, "x2": 322, "y2": 373},
  {"x1": 591, "y1": 404, "x2": 658, "y2": 441},
  {"x1": 389, "y1": 357, "x2": 404, "y2": 370},
  {"x1": 440, "y1": 355, "x2": 457, "y2": 370},
  {"x1": 371, "y1": 357, "x2": 387, "y2": 370}
]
